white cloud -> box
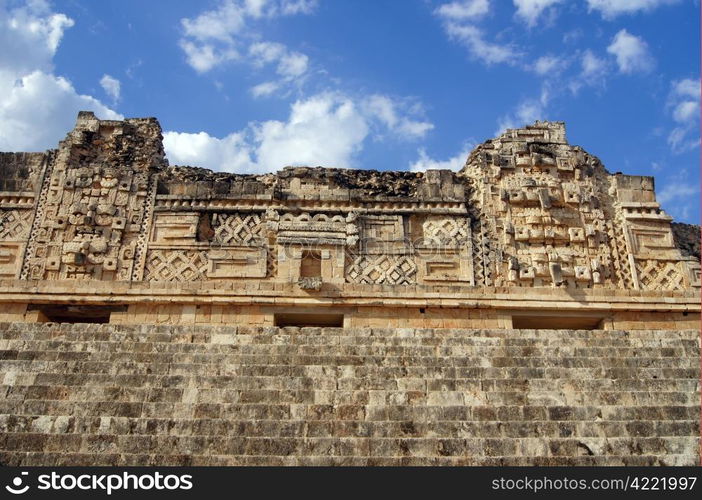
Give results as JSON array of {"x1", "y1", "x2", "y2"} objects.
[
  {"x1": 435, "y1": 0, "x2": 490, "y2": 20},
  {"x1": 0, "y1": 1, "x2": 121, "y2": 152},
  {"x1": 581, "y1": 50, "x2": 607, "y2": 79},
  {"x1": 100, "y1": 74, "x2": 121, "y2": 102},
  {"x1": 496, "y1": 86, "x2": 549, "y2": 134},
  {"x1": 409, "y1": 146, "x2": 473, "y2": 172},
  {"x1": 179, "y1": 40, "x2": 239, "y2": 73},
  {"x1": 435, "y1": 1, "x2": 521, "y2": 66},
  {"x1": 163, "y1": 130, "x2": 254, "y2": 172},
  {"x1": 280, "y1": 0, "x2": 318, "y2": 15},
  {"x1": 587, "y1": 0, "x2": 680, "y2": 19},
  {"x1": 249, "y1": 40, "x2": 286, "y2": 64},
  {"x1": 362, "y1": 95, "x2": 434, "y2": 139},
  {"x1": 666, "y1": 78, "x2": 700, "y2": 153},
  {"x1": 606, "y1": 29, "x2": 654, "y2": 73},
  {"x1": 163, "y1": 92, "x2": 433, "y2": 173},
  {"x1": 568, "y1": 49, "x2": 609, "y2": 93},
  {"x1": 513, "y1": 0, "x2": 563, "y2": 27},
  {"x1": 278, "y1": 51, "x2": 308, "y2": 78},
  {"x1": 0, "y1": 0, "x2": 74, "y2": 74},
  {"x1": 250, "y1": 80, "x2": 281, "y2": 97},
  {"x1": 656, "y1": 181, "x2": 698, "y2": 220},
  {"x1": 0, "y1": 70, "x2": 121, "y2": 151},
  {"x1": 249, "y1": 41, "x2": 309, "y2": 82},
  {"x1": 532, "y1": 54, "x2": 567, "y2": 75},
  {"x1": 444, "y1": 22, "x2": 521, "y2": 65},
  {"x1": 672, "y1": 101, "x2": 697, "y2": 124},
  {"x1": 496, "y1": 99, "x2": 545, "y2": 134},
  {"x1": 179, "y1": 1, "x2": 314, "y2": 95}
]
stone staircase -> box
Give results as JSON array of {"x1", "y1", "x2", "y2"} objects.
[{"x1": 0, "y1": 322, "x2": 698, "y2": 466}]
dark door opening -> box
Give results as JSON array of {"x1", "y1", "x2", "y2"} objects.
[
  {"x1": 274, "y1": 312, "x2": 344, "y2": 327},
  {"x1": 28, "y1": 305, "x2": 126, "y2": 324},
  {"x1": 512, "y1": 315, "x2": 604, "y2": 330}
]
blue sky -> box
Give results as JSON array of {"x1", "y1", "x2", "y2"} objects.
[{"x1": 0, "y1": 0, "x2": 699, "y2": 222}]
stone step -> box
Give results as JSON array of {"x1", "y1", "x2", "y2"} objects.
[
  {"x1": 0, "y1": 432, "x2": 696, "y2": 458},
  {"x1": 1, "y1": 323, "x2": 697, "y2": 341},
  {"x1": 3, "y1": 372, "x2": 698, "y2": 392},
  {"x1": 1, "y1": 385, "x2": 697, "y2": 406},
  {"x1": 0, "y1": 321, "x2": 697, "y2": 465},
  {"x1": 1, "y1": 350, "x2": 698, "y2": 370},
  {"x1": 1, "y1": 346, "x2": 698, "y2": 364},
  {"x1": 0, "y1": 400, "x2": 697, "y2": 421},
  {"x1": 1, "y1": 415, "x2": 696, "y2": 439},
  {"x1": 2, "y1": 451, "x2": 694, "y2": 466},
  {"x1": 2, "y1": 339, "x2": 696, "y2": 358},
  {"x1": 0, "y1": 364, "x2": 698, "y2": 385},
  {"x1": 1, "y1": 363, "x2": 698, "y2": 384},
  {"x1": 1, "y1": 329, "x2": 697, "y2": 344}
]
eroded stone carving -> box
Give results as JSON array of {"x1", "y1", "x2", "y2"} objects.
[{"x1": 0, "y1": 113, "x2": 695, "y2": 291}]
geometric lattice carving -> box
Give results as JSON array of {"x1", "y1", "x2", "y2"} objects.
[
  {"x1": 0, "y1": 209, "x2": 33, "y2": 240},
  {"x1": 635, "y1": 260, "x2": 686, "y2": 291},
  {"x1": 471, "y1": 219, "x2": 486, "y2": 286},
  {"x1": 422, "y1": 216, "x2": 470, "y2": 246},
  {"x1": 212, "y1": 213, "x2": 263, "y2": 244},
  {"x1": 608, "y1": 219, "x2": 636, "y2": 290},
  {"x1": 143, "y1": 249, "x2": 208, "y2": 282},
  {"x1": 346, "y1": 254, "x2": 416, "y2": 285}
]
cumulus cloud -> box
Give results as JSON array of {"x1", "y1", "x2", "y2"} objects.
[
  {"x1": 0, "y1": 0, "x2": 73, "y2": 74},
  {"x1": 586, "y1": 0, "x2": 680, "y2": 19},
  {"x1": 100, "y1": 74, "x2": 121, "y2": 102},
  {"x1": 666, "y1": 78, "x2": 700, "y2": 153},
  {"x1": 606, "y1": 29, "x2": 654, "y2": 74},
  {"x1": 178, "y1": 0, "x2": 314, "y2": 95},
  {"x1": 409, "y1": 146, "x2": 474, "y2": 172},
  {"x1": 163, "y1": 92, "x2": 433, "y2": 173},
  {"x1": 513, "y1": 0, "x2": 563, "y2": 27},
  {"x1": 0, "y1": 1, "x2": 120, "y2": 152},
  {"x1": 163, "y1": 130, "x2": 254, "y2": 172}
]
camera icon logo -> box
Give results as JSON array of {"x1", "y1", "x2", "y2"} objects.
[{"x1": 5, "y1": 472, "x2": 30, "y2": 495}]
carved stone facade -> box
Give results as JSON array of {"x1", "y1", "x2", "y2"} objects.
[
  {"x1": 0, "y1": 113, "x2": 698, "y2": 330},
  {"x1": 461, "y1": 122, "x2": 699, "y2": 291}
]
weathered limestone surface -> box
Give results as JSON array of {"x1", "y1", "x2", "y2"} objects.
[
  {"x1": 0, "y1": 322, "x2": 698, "y2": 466},
  {"x1": 0, "y1": 113, "x2": 697, "y2": 296},
  {"x1": 0, "y1": 113, "x2": 699, "y2": 466},
  {"x1": 672, "y1": 222, "x2": 701, "y2": 260}
]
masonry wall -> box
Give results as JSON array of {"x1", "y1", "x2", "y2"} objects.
[
  {"x1": 0, "y1": 322, "x2": 698, "y2": 466},
  {"x1": 0, "y1": 114, "x2": 699, "y2": 330}
]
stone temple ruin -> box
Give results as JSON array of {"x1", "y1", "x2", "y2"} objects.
[{"x1": 0, "y1": 111, "x2": 699, "y2": 465}]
